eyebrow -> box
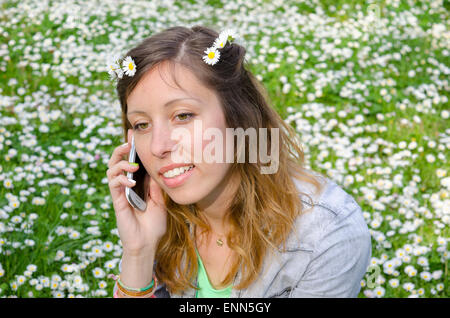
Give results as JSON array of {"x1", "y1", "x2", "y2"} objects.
[{"x1": 127, "y1": 97, "x2": 201, "y2": 116}]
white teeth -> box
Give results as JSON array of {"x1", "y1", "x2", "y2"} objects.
[{"x1": 163, "y1": 165, "x2": 194, "y2": 178}]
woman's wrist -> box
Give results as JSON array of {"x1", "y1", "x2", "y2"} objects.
[
  {"x1": 122, "y1": 240, "x2": 159, "y2": 257},
  {"x1": 120, "y1": 249, "x2": 156, "y2": 289}
]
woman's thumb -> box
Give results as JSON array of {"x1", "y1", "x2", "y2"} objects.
[{"x1": 149, "y1": 175, "x2": 165, "y2": 207}]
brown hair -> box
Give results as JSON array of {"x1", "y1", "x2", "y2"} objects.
[{"x1": 116, "y1": 25, "x2": 324, "y2": 294}]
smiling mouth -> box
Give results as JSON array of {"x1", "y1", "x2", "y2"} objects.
[{"x1": 160, "y1": 164, "x2": 195, "y2": 178}]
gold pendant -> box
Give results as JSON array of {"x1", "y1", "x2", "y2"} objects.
[{"x1": 216, "y1": 238, "x2": 223, "y2": 247}]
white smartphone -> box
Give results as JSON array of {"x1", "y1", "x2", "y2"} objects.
[{"x1": 125, "y1": 135, "x2": 147, "y2": 211}]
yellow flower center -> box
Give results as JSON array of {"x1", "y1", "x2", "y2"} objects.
[
  {"x1": 128, "y1": 63, "x2": 134, "y2": 70},
  {"x1": 208, "y1": 51, "x2": 215, "y2": 59}
]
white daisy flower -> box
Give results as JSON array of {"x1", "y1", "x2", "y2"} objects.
[
  {"x1": 92, "y1": 267, "x2": 105, "y2": 278},
  {"x1": 106, "y1": 54, "x2": 122, "y2": 79},
  {"x1": 389, "y1": 278, "x2": 399, "y2": 288},
  {"x1": 373, "y1": 286, "x2": 385, "y2": 298},
  {"x1": 203, "y1": 47, "x2": 220, "y2": 65},
  {"x1": 213, "y1": 36, "x2": 227, "y2": 50},
  {"x1": 115, "y1": 67, "x2": 124, "y2": 79},
  {"x1": 122, "y1": 56, "x2": 137, "y2": 77},
  {"x1": 219, "y1": 29, "x2": 238, "y2": 44}
]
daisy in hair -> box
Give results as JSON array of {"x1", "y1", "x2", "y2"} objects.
[
  {"x1": 106, "y1": 54, "x2": 123, "y2": 79},
  {"x1": 202, "y1": 46, "x2": 221, "y2": 65},
  {"x1": 220, "y1": 28, "x2": 238, "y2": 44},
  {"x1": 122, "y1": 56, "x2": 137, "y2": 77},
  {"x1": 213, "y1": 29, "x2": 238, "y2": 49}
]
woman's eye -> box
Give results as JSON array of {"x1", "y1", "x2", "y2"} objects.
[
  {"x1": 133, "y1": 123, "x2": 149, "y2": 131},
  {"x1": 175, "y1": 112, "x2": 194, "y2": 122},
  {"x1": 133, "y1": 113, "x2": 194, "y2": 131}
]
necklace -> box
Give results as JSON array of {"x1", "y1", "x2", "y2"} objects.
[
  {"x1": 194, "y1": 225, "x2": 225, "y2": 247},
  {"x1": 214, "y1": 232, "x2": 226, "y2": 247},
  {"x1": 208, "y1": 228, "x2": 226, "y2": 247}
]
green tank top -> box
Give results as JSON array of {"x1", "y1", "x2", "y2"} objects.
[{"x1": 195, "y1": 248, "x2": 232, "y2": 298}]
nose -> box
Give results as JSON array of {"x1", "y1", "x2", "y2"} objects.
[{"x1": 150, "y1": 122, "x2": 178, "y2": 158}]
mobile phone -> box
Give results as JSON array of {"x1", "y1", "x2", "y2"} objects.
[{"x1": 125, "y1": 135, "x2": 147, "y2": 211}]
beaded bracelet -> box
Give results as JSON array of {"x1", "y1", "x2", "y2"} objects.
[
  {"x1": 118, "y1": 275, "x2": 154, "y2": 292},
  {"x1": 117, "y1": 281, "x2": 153, "y2": 297},
  {"x1": 113, "y1": 274, "x2": 158, "y2": 298},
  {"x1": 114, "y1": 281, "x2": 157, "y2": 298}
]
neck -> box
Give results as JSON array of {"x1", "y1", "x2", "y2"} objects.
[{"x1": 195, "y1": 168, "x2": 240, "y2": 236}]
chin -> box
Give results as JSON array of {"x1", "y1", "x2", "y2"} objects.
[{"x1": 168, "y1": 192, "x2": 201, "y2": 205}]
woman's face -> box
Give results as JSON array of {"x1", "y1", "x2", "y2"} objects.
[{"x1": 126, "y1": 61, "x2": 235, "y2": 206}]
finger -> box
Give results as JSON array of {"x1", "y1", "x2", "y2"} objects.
[
  {"x1": 107, "y1": 160, "x2": 140, "y2": 180},
  {"x1": 107, "y1": 129, "x2": 133, "y2": 169},
  {"x1": 107, "y1": 142, "x2": 131, "y2": 169},
  {"x1": 108, "y1": 174, "x2": 137, "y2": 192}
]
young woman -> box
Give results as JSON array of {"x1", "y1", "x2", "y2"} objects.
[{"x1": 106, "y1": 25, "x2": 372, "y2": 298}]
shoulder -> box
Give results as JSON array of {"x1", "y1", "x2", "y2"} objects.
[
  {"x1": 248, "y1": 172, "x2": 371, "y2": 297},
  {"x1": 284, "y1": 171, "x2": 370, "y2": 253}
]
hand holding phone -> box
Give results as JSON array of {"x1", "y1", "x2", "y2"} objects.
[{"x1": 106, "y1": 129, "x2": 168, "y2": 255}]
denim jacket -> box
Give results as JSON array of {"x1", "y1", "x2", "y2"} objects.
[{"x1": 117, "y1": 173, "x2": 372, "y2": 298}]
